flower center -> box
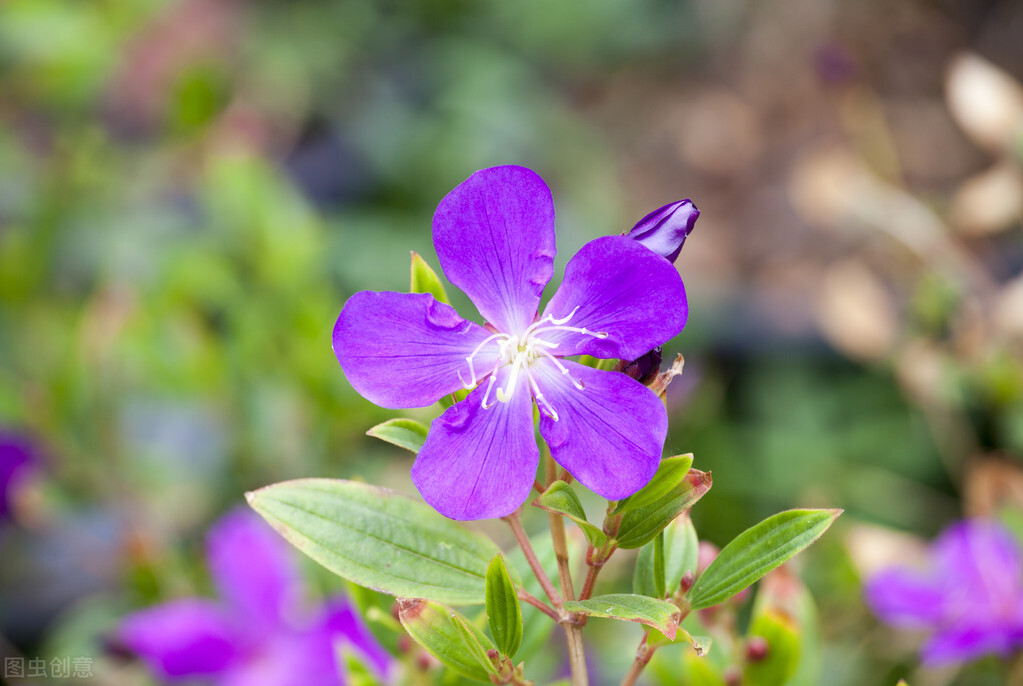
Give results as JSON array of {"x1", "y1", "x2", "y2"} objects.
[{"x1": 457, "y1": 307, "x2": 609, "y2": 421}]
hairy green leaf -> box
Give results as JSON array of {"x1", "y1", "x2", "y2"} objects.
[
  {"x1": 688, "y1": 509, "x2": 841, "y2": 611},
  {"x1": 614, "y1": 454, "x2": 694, "y2": 514},
  {"x1": 564, "y1": 594, "x2": 681, "y2": 640},
  {"x1": 247, "y1": 479, "x2": 503, "y2": 605},
  {"x1": 533, "y1": 480, "x2": 607, "y2": 547},
  {"x1": 615, "y1": 469, "x2": 712, "y2": 549},
  {"x1": 366, "y1": 418, "x2": 428, "y2": 453},
  {"x1": 398, "y1": 598, "x2": 494, "y2": 681},
  {"x1": 485, "y1": 555, "x2": 523, "y2": 658},
  {"x1": 410, "y1": 251, "x2": 450, "y2": 304}
]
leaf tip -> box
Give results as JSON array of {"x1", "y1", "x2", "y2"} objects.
[{"x1": 397, "y1": 597, "x2": 426, "y2": 620}]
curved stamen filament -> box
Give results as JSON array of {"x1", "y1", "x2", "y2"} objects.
[
  {"x1": 527, "y1": 306, "x2": 610, "y2": 341},
  {"x1": 539, "y1": 350, "x2": 585, "y2": 390},
  {"x1": 495, "y1": 353, "x2": 524, "y2": 403},
  {"x1": 526, "y1": 368, "x2": 560, "y2": 421},
  {"x1": 459, "y1": 332, "x2": 513, "y2": 389},
  {"x1": 480, "y1": 374, "x2": 500, "y2": 410}
]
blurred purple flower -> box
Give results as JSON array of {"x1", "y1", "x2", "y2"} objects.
[
  {"x1": 0, "y1": 431, "x2": 37, "y2": 520},
  {"x1": 118, "y1": 509, "x2": 391, "y2": 685},
  {"x1": 866, "y1": 519, "x2": 1023, "y2": 666},
  {"x1": 333, "y1": 166, "x2": 688, "y2": 520},
  {"x1": 626, "y1": 199, "x2": 699, "y2": 264}
]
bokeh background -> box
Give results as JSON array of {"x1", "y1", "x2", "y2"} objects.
[{"x1": 2, "y1": 0, "x2": 1022, "y2": 684}]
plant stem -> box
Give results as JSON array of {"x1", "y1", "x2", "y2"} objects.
[
  {"x1": 578, "y1": 557, "x2": 602, "y2": 601},
  {"x1": 542, "y1": 444, "x2": 587, "y2": 686},
  {"x1": 562, "y1": 623, "x2": 588, "y2": 686},
  {"x1": 503, "y1": 511, "x2": 562, "y2": 607},
  {"x1": 517, "y1": 589, "x2": 560, "y2": 621},
  {"x1": 619, "y1": 635, "x2": 656, "y2": 686}
]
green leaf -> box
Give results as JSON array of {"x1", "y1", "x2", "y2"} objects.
[
  {"x1": 366, "y1": 418, "x2": 429, "y2": 453},
  {"x1": 653, "y1": 531, "x2": 667, "y2": 598},
  {"x1": 633, "y1": 543, "x2": 659, "y2": 598},
  {"x1": 411, "y1": 251, "x2": 450, "y2": 304},
  {"x1": 615, "y1": 469, "x2": 713, "y2": 549},
  {"x1": 647, "y1": 627, "x2": 713, "y2": 656},
  {"x1": 663, "y1": 514, "x2": 699, "y2": 596},
  {"x1": 532, "y1": 481, "x2": 608, "y2": 547},
  {"x1": 485, "y1": 555, "x2": 523, "y2": 658},
  {"x1": 247, "y1": 479, "x2": 504, "y2": 605},
  {"x1": 398, "y1": 598, "x2": 495, "y2": 681},
  {"x1": 635, "y1": 531, "x2": 668, "y2": 598},
  {"x1": 614, "y1": 454, "x2": 694, "y2": 514},
  {"x1": 336, "y1": 644, "x2": 385, "y2": 686},
  {"x1": 505, "y1": 533, "x2": 562, "y2": 661},
  {"x1": 563, "y1": 594, "x2": 681, "y2": 640},
  {"x1": 687, "y1": 509, "x2": 841, "y2": 611},
  {"x1": 451, "y1": 615, "x2": 499, "y2": 676}
]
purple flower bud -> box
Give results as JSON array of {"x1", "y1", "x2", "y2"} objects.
[
  {"x1": 626, "y1": 199, "x2": 699, "y2": 264},
  {"x1": 620, "y1": 347, "x2": 662, "y2": 385}
]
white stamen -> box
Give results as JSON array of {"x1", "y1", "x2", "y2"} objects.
[
  {"x1": 460, "y1": 331, "x2": 513, "y2": 389},
  {"x1": 458, "y1": 305, "x2": 608, "y2": 417}
]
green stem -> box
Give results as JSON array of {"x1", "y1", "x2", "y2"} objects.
[
  {"x1": 619, "y1": 634, "x2": 657, "y2": 686},
  {"x1": 503, "y1": 511, "x2": 562, "y2": 607},
  {"x1": 542, "y1": 443, "x2": 587, "y2": 686}
]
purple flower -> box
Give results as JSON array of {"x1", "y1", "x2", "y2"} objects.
[
  {"x1": 333, "y1": 166, "x2": 688, "y2": 520},
  {"x1": 626, "y1": 199, "x2": 699, "y2": 264},
  {"x1": 118, "y1": 509, "x2": 391, "y2": 685},
  {"x1": 865, "y1": 519, "x2": 1023, "y2": 666},
  {"x1": 1, "y1": 431, "x2": 37, "y2": 520}
]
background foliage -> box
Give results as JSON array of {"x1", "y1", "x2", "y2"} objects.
[{"x1": 2, "y1": 0, "x2": 1022, "y2": 684}]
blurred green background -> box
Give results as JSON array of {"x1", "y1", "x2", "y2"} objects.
[{"x1": 2, "y1": 0, "x2": 1022, "y2": 684}]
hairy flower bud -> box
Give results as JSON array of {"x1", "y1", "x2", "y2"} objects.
[
  {"x1": 618, "y1": 347, "x2": 663, "y2": 385},
  {"x1": 626, "y1": 199, "x2": 699, "y2": 264}
]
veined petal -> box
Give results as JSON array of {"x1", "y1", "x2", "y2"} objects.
[
  {"x1": 317, "y1": 599, "x2": 394, "y2": 678},
  {"x1": 411, "y1": 372, "x2": 539, "y2": 520},
  {"x1": 540, "y1": 236, "x2": 687, "y2": 360},
  {"x1": 118, "y1": 600, "x2": 240, "y2": 680},
  {"x1": 433, "y1": 166, "x2": 557, "y2": 334},
  {"x1": 534, "y1": 359, "x2": 664, "y2": 500},
  {"x1": 933, "y1": 520, "x2": 1023, "y2": 603},
  {"x1": 921, "y1": 624, "x2": 1020, "y2": 666},
  {"x1": 864, "y1": 568, "x2": 943, "y2": 627},
  {"x1": 334, "y1": 291, "x2": 500, "y2": 409},
  {"x1": 206, "y1": 508, "x2": 299, "y2": 632}
]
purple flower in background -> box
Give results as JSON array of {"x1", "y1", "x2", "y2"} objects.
[
  {"x1": 118, "y1": 509, "x2": 391, "y2": 685},
  {"x1": 626, "y1": 199, "x2": 699, "y2": 264},
  {"x1": 334, "y1": 166, "x2": 688, "y2": 520},
  {"x1": 866, "y1": 519, "x2": 1023, "y2": 666},
  {"x1": 1, "y1": 431, "x2": 37, "y2": 520}
]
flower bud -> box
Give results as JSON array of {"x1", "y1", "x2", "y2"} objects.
[
  {"x1": 619, "y1": 347, "x2": 662, "y2": 385},
  {"x1": 626, "y1": 199, "x2": 699, "y2": 264}
]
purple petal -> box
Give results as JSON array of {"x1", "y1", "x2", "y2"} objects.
[
  {"x1": 921, "y1": 623, "x2": 1021, "y2": 666},
  {"x1": 933, "y1": 520, "x2": 1023, "y2": 604},
  {"x1": 334, "y1": 291, "x2": 499, "y2": 409},
  {"x1": 433, "y1": 166, "x2": 557, "y2": 334},
  {"x1": 0, "y1": 431, "x2": 36, "y2": 519},
  {"x1": 217, "y1": 632, "x2": 336, "y2": 686},
  {"x1": 411, "y1": 372, "x2": 539, "y2": 520},
  {"x1": 318, "y1": 599, "x2": 393, "y2": 678},
  {"x1": 864, "y1": 568, "x2": 943, "y2": 627},
  {"x1": 626, "y1": 199, "x2": 699, "y2": 264},
  {"x1": 118, "y1": 599, "x2": 240, "y2": 680},
  {"x1": 534, "y1": 359, "x2": 665, "y2": 500},
  {"x1": 207, "y1": 508, "x2": 300, "y2": 633},
  {"x1": 540, "y1": 236, "x2": 687, "y2": 360}
]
